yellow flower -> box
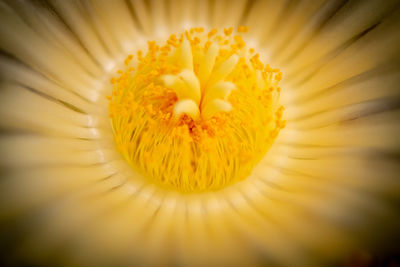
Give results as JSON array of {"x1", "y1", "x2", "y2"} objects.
[
  {"x1": 0, "y1": 0, "x2": 400, "y2": 266},
  {"x1": 109, "y1": 27, "x2": 285, "y2": 193}
]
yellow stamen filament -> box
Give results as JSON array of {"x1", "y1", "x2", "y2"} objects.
[{"x1": 109, "y1": 27, "x2": 285, "y2": 192}]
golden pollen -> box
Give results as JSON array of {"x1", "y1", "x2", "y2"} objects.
[{"x1": 108, "y1": 27, "x2": 285, "y2": 193}]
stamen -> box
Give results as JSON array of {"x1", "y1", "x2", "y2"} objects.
[{"x1": 108, "y1": 27, "x2": 285, "y2": 192}]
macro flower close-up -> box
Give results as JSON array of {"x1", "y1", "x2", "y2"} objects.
[{"x1": 0, "y1": 0, "x2": 400, "y2": 266}]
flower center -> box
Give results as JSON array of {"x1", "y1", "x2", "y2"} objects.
[{"x1": 108, "y1": 27, "x2": 285, "y2": 193}]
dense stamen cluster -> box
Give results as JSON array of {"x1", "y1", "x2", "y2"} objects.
[{"x1": 108, "y1": 27, "x2": 285, "y2": 192}]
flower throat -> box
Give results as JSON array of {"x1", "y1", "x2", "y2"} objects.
[{"x1": 108, "y1": 27, "x2": 285, "y2": 193}]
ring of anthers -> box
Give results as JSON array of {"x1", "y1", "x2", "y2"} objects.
[{"x1": 108, "y1": 27, "x2": 285, "y2": 193}]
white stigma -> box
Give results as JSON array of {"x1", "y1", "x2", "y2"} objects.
[{"x1": 161, "y1": 39, "x2": 237, "y2": 120}]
